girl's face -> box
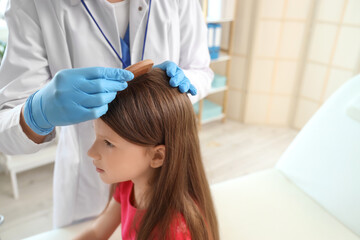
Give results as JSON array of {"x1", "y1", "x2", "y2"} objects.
[{"x1": 88, "y1": 119, "x2": 154, "y2": 184}]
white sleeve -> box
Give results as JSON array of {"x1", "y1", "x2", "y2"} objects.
[
  {"x1": 178, "y1": 0, "x2": 214, "y2": 104},
  {"x1": 0, "y1": 0, "x2": 56, "y2": 155}
]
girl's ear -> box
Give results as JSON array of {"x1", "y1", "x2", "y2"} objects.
[{"x1": 150, "y1": 145, "x2": 165, "y2": 168}]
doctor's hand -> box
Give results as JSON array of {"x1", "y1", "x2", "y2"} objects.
[
  {"x1": 154, "y1": 61, "x2": 197, "y2": 96},
  {"x1": 23, "y1": 67, "x2": 134, "y2": 135}
]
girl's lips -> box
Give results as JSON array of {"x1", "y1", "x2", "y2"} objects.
[{"x1": 93, "y1": 160, "x2": 104, "y2": 173}]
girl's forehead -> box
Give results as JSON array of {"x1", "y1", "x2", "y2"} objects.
[
  {"x1": 93, "y1": 119, "x2": 144, "y2": 147},
  {"x1": 94, "y1": 119, "x2": 117, "y2": 138}
]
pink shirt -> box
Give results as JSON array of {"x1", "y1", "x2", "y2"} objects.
[{"x1": 113, "y1": 181, "x2": 191, "y2": 240}]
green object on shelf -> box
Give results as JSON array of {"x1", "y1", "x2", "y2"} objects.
[
  {"x1": 212, "y1": 74, "x2": 227, "y2": 88},
  {"x1": 193, "y1": 99, "x2": 222, "y2": 121}
]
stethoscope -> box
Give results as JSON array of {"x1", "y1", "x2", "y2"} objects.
[{"x1": 80, "y1": 0, "x2": 152, "y2": 68}]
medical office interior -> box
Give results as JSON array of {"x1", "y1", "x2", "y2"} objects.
[{"x1": 0, "y1": 0, "x2": 360, "y2": 239}]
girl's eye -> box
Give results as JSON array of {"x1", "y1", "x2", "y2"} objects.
[{"x1": 104, "y1": 140, "x2": 114, "y2": 147}]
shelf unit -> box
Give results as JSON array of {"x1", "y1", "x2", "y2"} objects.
[{"x1": 196, "y1": 0, "x2": 237, "y2": 129}]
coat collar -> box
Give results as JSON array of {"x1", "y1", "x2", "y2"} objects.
[
  {"x1": 129, "y1": 0, "x2": 150, "y2": 63},
  {"x1": 71, "y1": 0, "x2": 150, "y2": 64}
]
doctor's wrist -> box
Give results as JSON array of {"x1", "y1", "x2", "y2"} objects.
[
  {"x1": 20, "y1": 105, "x2": 49, "y2": 144},
  {"x1": 23, "y1": 92, "x2": 54, "y2": 136}
]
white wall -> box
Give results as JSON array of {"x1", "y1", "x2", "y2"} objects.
[{"x1": 224, "y1": 0, "x2": 360, "y2": 129}]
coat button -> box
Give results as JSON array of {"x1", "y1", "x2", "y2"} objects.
[{"x1": 138, "y1": 6, "x2": 142, "y2": 11}]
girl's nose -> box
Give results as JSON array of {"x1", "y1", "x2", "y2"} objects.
[{"x1": 87, "y1": 143, "x2": 100, "y2": 160}]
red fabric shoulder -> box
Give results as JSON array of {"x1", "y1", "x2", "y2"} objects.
[
  {"x1": 171, "y1": 213, "x2": 192, "y2": 240},
  {"x1": 113, "y1": 181, "x2": 133, "y2": 203}
]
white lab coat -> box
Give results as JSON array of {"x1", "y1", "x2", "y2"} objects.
[{"x1": 0, "y1": 0, "x2": 213, "y2": 228}]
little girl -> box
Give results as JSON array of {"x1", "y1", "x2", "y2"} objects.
[{"x1": 75, "y1": 68, "x2": 219, "y2": 240}]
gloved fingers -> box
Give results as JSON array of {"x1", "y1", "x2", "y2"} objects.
[
  {"x1": 178, "y1": 79, "x2": 190, "y2": 93},
  {"x1": 79, "y1": 92, "x2": 117, "y2": 108},
  {"x1": 188, "y1": 84, "x2": 197, "y2": 96},
  {"x1": 73, "y1": 67, "x2": 134, "y2": 81},
  {"x1": 169, "y1": 68, "x2": 185, "y2": 87},
  {"x1": 79, "y1": 78, "x2": 128, "y2": 94},
  {"x1": 153, "y1": 61, "x2": 167, "y2": 70},
  {"x1": 153, "y1": 62, "x2": 197, "y2": 95},
  {"x1": 165, "y1": 62, "x2": 178, "y2": 78},
  {"x1": 154, "y1": 61, "x2": 177, "y2": 77},
  {"x1": 84, "y1": 104, "x2": 109, "y2": 120},
  {"x1": 102, "y1": 68, "x2": 134, "y2": 81}
]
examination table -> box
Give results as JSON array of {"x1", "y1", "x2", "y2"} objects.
[{"x1": 26, "y1": 75, "x2": 360, "y2": 239}]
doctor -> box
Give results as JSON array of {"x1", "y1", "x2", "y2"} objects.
[{"x1": 0, "y1": 0, "x2": 213, "y2": 228}]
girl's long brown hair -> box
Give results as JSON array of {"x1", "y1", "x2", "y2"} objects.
[{"x1": 101, "y1": 68, "x2": 219, "y2": 240}]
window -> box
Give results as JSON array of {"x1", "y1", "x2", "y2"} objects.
[{"x1": 0, "y1": 0, "x2": 8, "y2": 19}]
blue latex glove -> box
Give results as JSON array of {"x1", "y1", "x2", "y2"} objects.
[
  {"x1": 24, "y1": 67, "x2": 134, "y2": 135},
  {"x1": 154, "y1": 61, "x2": 197, "y2": 95}
]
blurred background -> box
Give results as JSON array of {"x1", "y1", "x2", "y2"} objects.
[
  {"x1": 0, "y1": 0, "x2": 359, "y2": 239},
  {"x1": 205, "y1": 0, "x2": 360, "y2": 129}
]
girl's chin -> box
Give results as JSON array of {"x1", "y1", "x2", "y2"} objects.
[
  {"x1": 99, "y1": 175, "x2": 112, "y2": 184},
  {"x1": 100, "y1": 175, "x2": 123, "y2": 185},
  {"x1": 98, "y1": 173, "x2": 132, "y2": 184}
]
